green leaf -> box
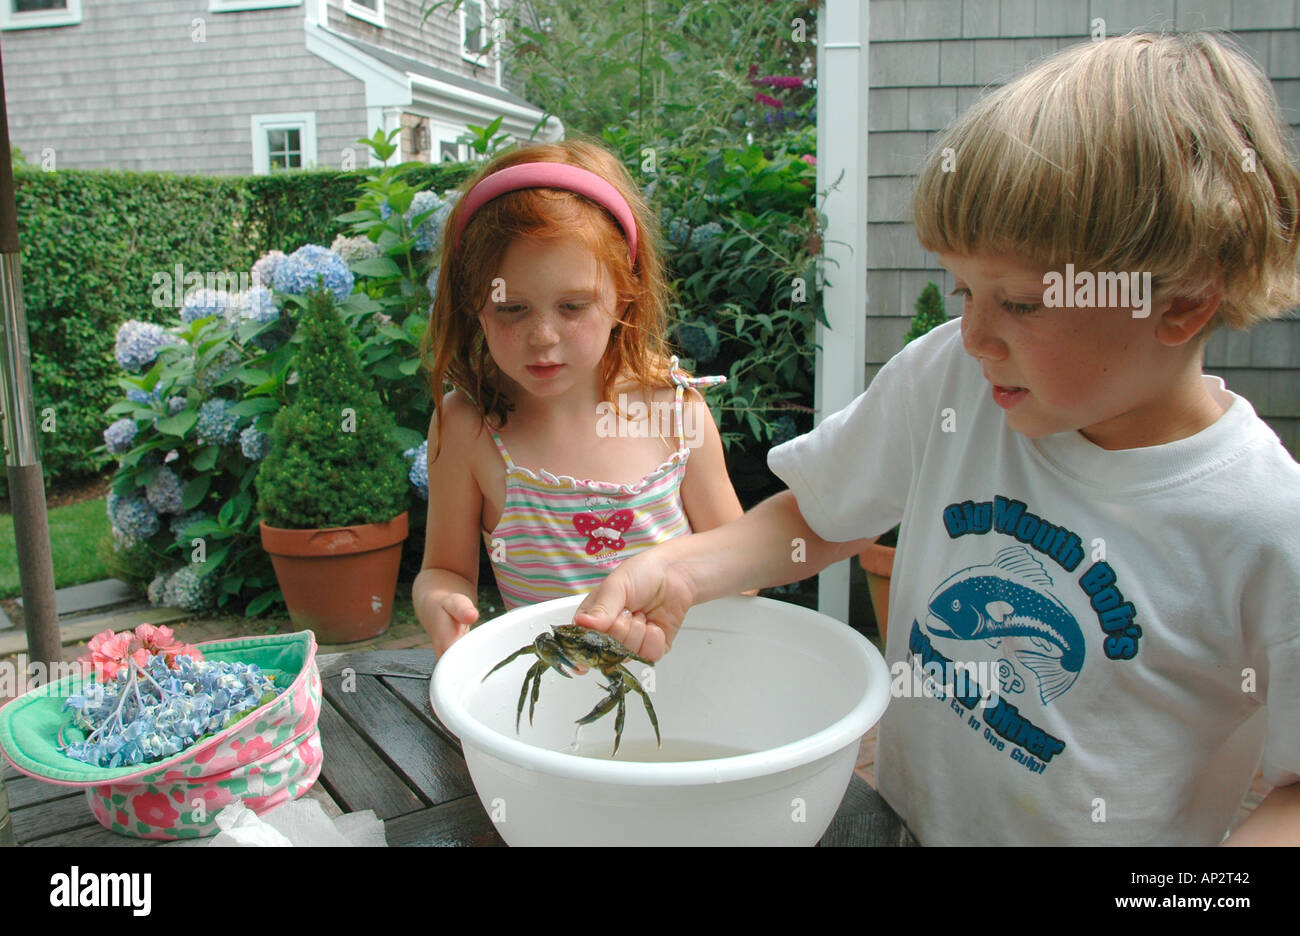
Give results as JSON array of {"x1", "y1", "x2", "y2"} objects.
[
  {"x1": 232, "y1": 397, "x2": 280, "y2": 418},
  {"x1": 351, "y1": 256, "x2": 404, "y2": 278},
  {"x1": 154, "y1": 409, "x2": 198, "y2": 438},
  {"x1": 397, "y1": 357, "x2": 422, "y2": 376},
  {"x1": 245, "y1": 589, "x2": 279, "y2": 617},
  {"x1": 181, "y1": 473, "x2": 212, "y2": 511},
  {"x1": 230, "y1": 366, "x2": 272, "y2": 387},
  {"x1": 193, "y1": 445, "x2": 219, "y2": 472}
]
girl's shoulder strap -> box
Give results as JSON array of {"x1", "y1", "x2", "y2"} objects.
[{"x1": 667, "y1": 355, "x2": 727, "y2": 393}]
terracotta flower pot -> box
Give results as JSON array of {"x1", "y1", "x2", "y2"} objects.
[
  {"x1": 859, "y1": 542, "x2": 895, "y2": 645},
  {"x1": 260, "y1": 512, "x2": 409, "y2": 645}
]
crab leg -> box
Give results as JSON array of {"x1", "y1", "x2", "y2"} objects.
[
  {"x1": 484, "y1": 643, "x2": 537, "y2": 682},
  {"x1": 515, "y1": 660, "x2": 546, "y2": 732},
  {"x1": 619, "y1": 665, "x2": 661, "y2": 749},
  {"x1": 528, "y1": 660, "x2": 545, "y2": 726}
]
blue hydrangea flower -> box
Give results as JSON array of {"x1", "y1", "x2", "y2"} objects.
[
  {"x1": 167, "y1": 395, "x2": 188, "y2": 415},
  {"x1": 330, "y1": 233, "x2": 380, "y2": 262},
  {"x1": 181, "y1": 288, "x2": 232, "y2": 324},
  {"x1": 104, "y1": 418, "x2": 138, "y2": 455},
  {"x1": 239, "y1": 285, "x2": 280, "y2": 326},
  {"x1": 127, "y1": 387, "x2": 163, "y2": 407},
  {"x1": 61, "y1": 654, "x2": 279, "y2": 768},
  {"x1": 426, "y1": 266, "x2": 439, "y2": 298},
  {"x1": 147, "y1": 571, "x2": 170, "y2": 607},
  {"x1": 404, "y1": 440, "x2": 428, "y2": 500},
  {"x1": 272, "y1": 244, "x2": 354, "y2": 304},
  {"x1": 145, "y1": 466, "x2": 184, "y2": 514},
  {"x1": 250, "y1": 250, "x2": 286, "y2": 290},
  {"x1": 115, "y1": 321, "x2": 178, "y2": 373},
  {"x1": 407, "y1": 191, "x2": 441, "y2": 251},
  {"x1": 195, "y1": 398, "x2": 240, "y2": 446},
  {"x1": 164, "y1": 566, "x2": 216, "y2": 613},
  {"x1": 689, "y1": 222, "x2": 723, "y2": 247},
  {"x1": 170, "y1": 509, "x2": 209, "y2": 544},
  {"x1": 107, "y1": 491, "x2": 160, "y2": 546},
  {"x1": 381, "y1": 190, "x2": 458, "y2": 253},
  {"x1": 240, "y1": 425, "x2": 270, "y2": 461}
]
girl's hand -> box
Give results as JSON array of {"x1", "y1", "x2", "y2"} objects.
[
  {"x1": 432, "y1": 592, "x2": 480, "y2": 658},
  {"x1": 573, "y1": 546, "x2": 696, "y2": 663}
]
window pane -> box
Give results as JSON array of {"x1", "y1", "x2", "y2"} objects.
[
  {"x1": 353, "y1": 0, "x2": 377, "y2": 9},
  {"x1": 16, "y1": 0, "x2": 68, "y2": 10},
  {"x1": 467, "y1": 2, "x2": 484, "y2": 53},
  {"x1": 285, "y1": 129, "x2": 300, "y2": 152},
  {"x1": 268, "y1": 129, "x2": 287, "y2": 151}
]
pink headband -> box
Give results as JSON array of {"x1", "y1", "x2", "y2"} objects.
[{"x1": 452, "y1": 162, "x2": 638, "y2": 263}]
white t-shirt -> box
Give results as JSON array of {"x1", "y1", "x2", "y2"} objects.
[{"x1": 768, "y1": 318, "x2": 1300, "y2": 845}]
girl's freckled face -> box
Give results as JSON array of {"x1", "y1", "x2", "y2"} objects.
[
  {"x1": 940, "y1": 251, "x2": 1179, "y2": 447},
  {"x1": 477, "y1": 237, "x2": 621, "y2": 400}
]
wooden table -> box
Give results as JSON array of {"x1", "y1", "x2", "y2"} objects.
[{"x1": 6, "y1": 650, "x2": 911, "y2": 847}]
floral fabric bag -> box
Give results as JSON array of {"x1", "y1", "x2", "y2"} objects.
[{"x1": 0, "y1": 630, "x2": 322, "y2": 840}]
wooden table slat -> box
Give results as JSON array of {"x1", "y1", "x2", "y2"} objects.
[
  {"x1": 318, "y1": 650, "x2": 437, "y2": 681},
  {"x1": 6, "y1": 773, "x2": 85, "y2": 810},
  {"x1": 323, "y1": 672, "x2": 474, "y2": 806},
  {"x1": 382, "y1": 674, "x2": 462, "y2": 753},
  {"x1": 383, "y1": 795, "x2": 505, "y2": 847},
  {"x1": 317, "y1": 698, "x2": 426, "y2": 820},
  {"x1": 13, "y1": 789, "x2": 103, "y2": 843}
]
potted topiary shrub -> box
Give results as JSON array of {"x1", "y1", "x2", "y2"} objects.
[
  {"x1": 860, "y1": 281, "x2": 950, "y2": 642},
  {"x1": 257, "y1": 287, "x2": 410, "y2": 644}
]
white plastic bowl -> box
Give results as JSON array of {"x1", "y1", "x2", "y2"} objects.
[{"x1": 430, "y1": 593, "x2": 890, "y2": 846}]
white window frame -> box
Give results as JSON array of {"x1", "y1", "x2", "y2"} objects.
[
  {"x1": 344, "y1": 0, "x2": 384, "y2": 28},
  {"x1": 460, "y1": 0, "x2": 493, "y2": 65},
  {"x1": 251, "y1": 112, "x2": 317, "y2": 174},
  {"x1": 1, "y1": 0, "x2": 82, "y2": 31},
  {"x1": 210, "y1": 0, "x2": 301, "y2": 12}
]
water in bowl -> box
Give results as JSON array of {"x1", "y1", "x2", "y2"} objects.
[{"x1": 567, "y1": 738, "x2": 754, "y2": 762}]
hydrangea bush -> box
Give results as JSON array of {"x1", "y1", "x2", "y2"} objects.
[{"x1": 98, "y1": 134, "x2": 450, "y2": 616}]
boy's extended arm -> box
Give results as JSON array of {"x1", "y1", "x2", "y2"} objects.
[
  {"x1": 574, "y1": 489, "x2": 875, "y2": 661},
  {"x1": 1222, "y1": 782, "x2": 1300, "y2": 846}
]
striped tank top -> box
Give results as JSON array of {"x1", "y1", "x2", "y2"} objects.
[{"x1": 482, "y1": 357, "x2": 725, "y2": 610}]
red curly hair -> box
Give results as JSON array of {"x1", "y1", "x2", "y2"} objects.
[{"x1": 422, "y1": 136, "x2": 675, "y2": 458}]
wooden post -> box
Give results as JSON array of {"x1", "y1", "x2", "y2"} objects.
[{"x1": 0, "y1": 35, "x2": 62, "y2": 668}]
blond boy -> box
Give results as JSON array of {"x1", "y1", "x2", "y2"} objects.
[{"x1": 575, "y1": 32, "x2": 1300, "y2": 845}]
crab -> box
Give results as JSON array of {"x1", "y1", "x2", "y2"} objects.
[{"x1": 481, "y1": 624, "x2": 660, "y2": 756}]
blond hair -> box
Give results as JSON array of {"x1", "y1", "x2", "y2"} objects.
[
  {"x1": 911, "y1": 31, "x2": 1300, "y2": 331},
  {"x1": 422, "y1": 136, "x2": 674, "y2": 457}
]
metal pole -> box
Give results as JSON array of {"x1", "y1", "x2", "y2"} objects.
[{"x1": 0, "y1": 35, "x2": 61, "y2": 669}]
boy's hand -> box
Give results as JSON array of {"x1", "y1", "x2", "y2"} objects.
[
  {"x1": 573, "y1": 547, "x2": 696, "y2": 662},
  {"x1": 431, "y1": 592, "x2": 480, "y2": 658}
]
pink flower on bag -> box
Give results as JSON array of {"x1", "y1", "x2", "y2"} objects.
[
  {"x1": 132, "y1": 792, "x2": 179, "y2": 827},
  {"x1": 82, "y1": 630, "x2": 149, "y2": 680},
  {"x1": 234, "y1": 736, "x2": 273, "y2": 765},
  {"x1": 134, "y1": 623, "x2": 175, "y2": 652},
  {"x1": 134, "y1": 623, "x2": 202, "y2": 668}
]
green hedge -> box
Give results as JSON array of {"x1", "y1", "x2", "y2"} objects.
[{"x1": 5, "y1": 163, "x2": 471, "y2": 501}]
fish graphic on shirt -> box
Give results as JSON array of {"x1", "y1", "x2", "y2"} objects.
[{"x1": 926, "y1": 545, "x2": 1085, "y2": 705}]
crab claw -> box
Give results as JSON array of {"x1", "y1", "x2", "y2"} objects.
[{"x1": 534, "y1": 633, "x2": 579, "y2": 678}]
